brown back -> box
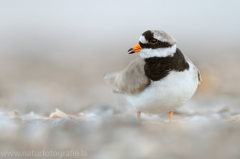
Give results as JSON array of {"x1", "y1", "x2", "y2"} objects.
[{"x1": 104, "y1": 57, "x2": 150, "y2": 95}]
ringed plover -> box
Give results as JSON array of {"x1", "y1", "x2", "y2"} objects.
[{"x1": 104, "y1": 30, "x2": 202, "y2": 123}]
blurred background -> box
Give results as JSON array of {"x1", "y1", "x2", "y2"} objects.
[
  {"x1": 1, "y1": 0, "x2": 240, "y2": 115},
  {"x1": 0, "y1": 1, "x2": 240, "y2": 158}
]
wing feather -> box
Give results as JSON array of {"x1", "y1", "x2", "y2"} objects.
[
  {"x1": 183, "y1": 54, "x2": 202, "y2": 84},
  {"x1": 104, "y1": 57, "x2": 150, "y2": 94}
]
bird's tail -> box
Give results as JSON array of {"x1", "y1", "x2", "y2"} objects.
[
  {"x1": 103, "y1": 72, "x2": 118, "y2": 86},
  {"x1": 104, "y1": 72, "x2": 122, "y2": 93}
]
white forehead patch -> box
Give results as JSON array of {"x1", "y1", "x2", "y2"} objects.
[{"x1": 139, "y1": 35, "x2": 148, "y2": 44}]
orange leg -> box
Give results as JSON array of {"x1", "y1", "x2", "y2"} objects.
[
  {"x1": 168, "y1": 111, "x2": 173, "y2": 123},
  {"x1": 137, "y1": 111, "x2": 141, "y2": 123}
]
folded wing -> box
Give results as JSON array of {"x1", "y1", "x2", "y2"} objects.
[
  {"x1": 104, "y1": 57, "x2": 150, "y2": 95},
  {"x1": 183, "y1": 54, "x2": 202, "y2": 84}
]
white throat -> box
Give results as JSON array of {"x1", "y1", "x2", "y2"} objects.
[{"x1": 140, "y1": 44, "x2": 177, "y2": 59}]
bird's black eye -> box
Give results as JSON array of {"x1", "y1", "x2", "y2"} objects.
[{"x1": 149, "y1": 39, "x2": 158, "y2": 44}]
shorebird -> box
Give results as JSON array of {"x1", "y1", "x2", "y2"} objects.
[{"x1": 104, "y1": 30, "x2": 201, "y2": 123}]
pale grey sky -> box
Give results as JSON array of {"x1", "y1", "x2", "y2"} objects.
[{"x1": 0, "y1": 0, "x2": 240, "y2": 61}]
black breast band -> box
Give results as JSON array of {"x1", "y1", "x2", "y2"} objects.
[{"x1": 144, "y1": 48, "x2": 189, "y2": 81}]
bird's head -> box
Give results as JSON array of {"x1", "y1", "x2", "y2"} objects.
[{"x1": 128, "y1": 30, "x2": 177, "y2": 58}]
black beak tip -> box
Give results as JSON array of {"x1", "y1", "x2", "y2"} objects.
[{"x1": 128, "y1": 48, "x2": 135, "y2": 54}]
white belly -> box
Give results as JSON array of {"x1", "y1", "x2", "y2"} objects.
[{"x1": 127, "y1": 62, "x2": 199, "y2": 114}]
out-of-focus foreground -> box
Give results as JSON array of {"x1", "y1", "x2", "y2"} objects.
[{"x1": 0, "y1": 0, "x2": 240, "y2": 159}]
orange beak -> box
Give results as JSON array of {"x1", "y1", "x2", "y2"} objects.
[{"x1": 128, "y1": 44, "x2": 142, "y2": 54}]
